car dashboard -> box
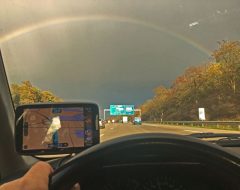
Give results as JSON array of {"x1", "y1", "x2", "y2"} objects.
[
  {"x1": 81, "y1": 162, "x2": 236, "y2": 190},
  {"x1": 2, "y1": 137, "x2": 240, "y2": 190}
]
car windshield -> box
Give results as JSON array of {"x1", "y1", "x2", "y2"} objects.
[{"x1": 1, "y1": 1, "x2": 240, "y2": 142}]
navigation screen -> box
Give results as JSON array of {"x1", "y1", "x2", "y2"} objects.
[{"x1": 22, "y1": 107, "x2": 94, "y2": 150}]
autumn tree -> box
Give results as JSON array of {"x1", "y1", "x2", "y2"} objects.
[
  {"x1": 11, "y1": 81, "x2": 62, "y2": 107},
  {"x1": 213, "y1": 41, "x2": 240, "y2": 94},
  {"x1": 141, "y1": 40, "x2": 240, "y2": 121}
]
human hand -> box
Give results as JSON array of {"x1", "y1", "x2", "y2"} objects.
[{"x1": 0, "y1": 161, "x2": 52, "y2": 190}]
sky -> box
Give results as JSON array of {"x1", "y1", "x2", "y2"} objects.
[{"x1": 0, "y1": 0, "x2": 240, "y2": 111}]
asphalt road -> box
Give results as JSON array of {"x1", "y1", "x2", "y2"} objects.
[{"x1": 100, "y1": 123, "x2": 240, "y2": 142}]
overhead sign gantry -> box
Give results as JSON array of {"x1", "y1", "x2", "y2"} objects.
[
  {"x1": 110, "y1": 105, "x2": 135, "y2": 116},
  {"x1": 104, "y1": 105, "x2": 141, "y2": 120}
]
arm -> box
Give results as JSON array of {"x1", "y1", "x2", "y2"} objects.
[{"x1": 0, "y1": 161, "x2": 52, "y2": 190}]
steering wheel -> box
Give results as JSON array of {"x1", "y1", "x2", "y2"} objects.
[{"x1": 49, "y1": 133, "x2": 240, "y2": 190}]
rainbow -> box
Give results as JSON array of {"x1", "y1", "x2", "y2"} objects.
[{"x1": 0, "y1": 15, "x2": 210, "y2": 55}]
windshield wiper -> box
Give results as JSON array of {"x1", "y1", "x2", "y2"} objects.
[{"x1": 188, "y1": 133, "x2": 240, "y2": 147}]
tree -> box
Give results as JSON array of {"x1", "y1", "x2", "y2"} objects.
[
  {"x1": 141, "y1": 40, "x2": 240, "y2": 121},
  {"x1": 10, "y1": 81, "x2": 62, "y2": 107},
  {"x1": 213, "y1": 41, "x2": 240, "y2": 94}
]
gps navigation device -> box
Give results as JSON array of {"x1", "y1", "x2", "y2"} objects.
[{"x1": 15, "y1": 102, "x2": 99, "y2": 155}]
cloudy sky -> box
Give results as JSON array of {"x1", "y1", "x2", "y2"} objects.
[{"x1": 0, "y1": 0, "x2": 240, "y2": 111}]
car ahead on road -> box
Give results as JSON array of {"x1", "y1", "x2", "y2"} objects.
[
  {"x1": 99, "y1": 119, "x2": 105, "y2": 129},
  {"x1": 133, "y1": 117, "x2": 142, "y2": 125}
]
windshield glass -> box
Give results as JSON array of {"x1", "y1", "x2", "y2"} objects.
[{"x1": 1, "y1": 1, "x2": 240, "y2": 141}]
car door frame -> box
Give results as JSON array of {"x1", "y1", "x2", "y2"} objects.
[{"x1": 0, "y1": 50, "x2": 37, "y2": 180}]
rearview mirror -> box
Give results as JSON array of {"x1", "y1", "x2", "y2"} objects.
[{"x1": 15, "y1": 102, "x2": 99, "y2": 155}]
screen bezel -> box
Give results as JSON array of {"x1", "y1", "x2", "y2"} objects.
[{"x1": 15, "y1": 102, "x2": 99, "y2": 155}]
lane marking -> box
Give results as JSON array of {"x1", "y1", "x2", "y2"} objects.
[
  {"x1": 184, "y1": 130, "x2": 201, "y2": 133},
  {"x1": 100, "y1": 134, "x2": 104, "y2": 137}
]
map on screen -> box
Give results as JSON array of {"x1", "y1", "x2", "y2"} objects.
[{"x1": 22, "y1": 107, "x2": 94, "y2": 150}]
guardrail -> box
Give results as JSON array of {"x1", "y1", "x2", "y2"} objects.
[{"x1": 144, "y1": 121, "x2": 240, "y2": 130}]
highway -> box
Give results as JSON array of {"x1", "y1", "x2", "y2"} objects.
[{"x1": 100, "y1": 123, "x2": 240, "y2": 142}]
